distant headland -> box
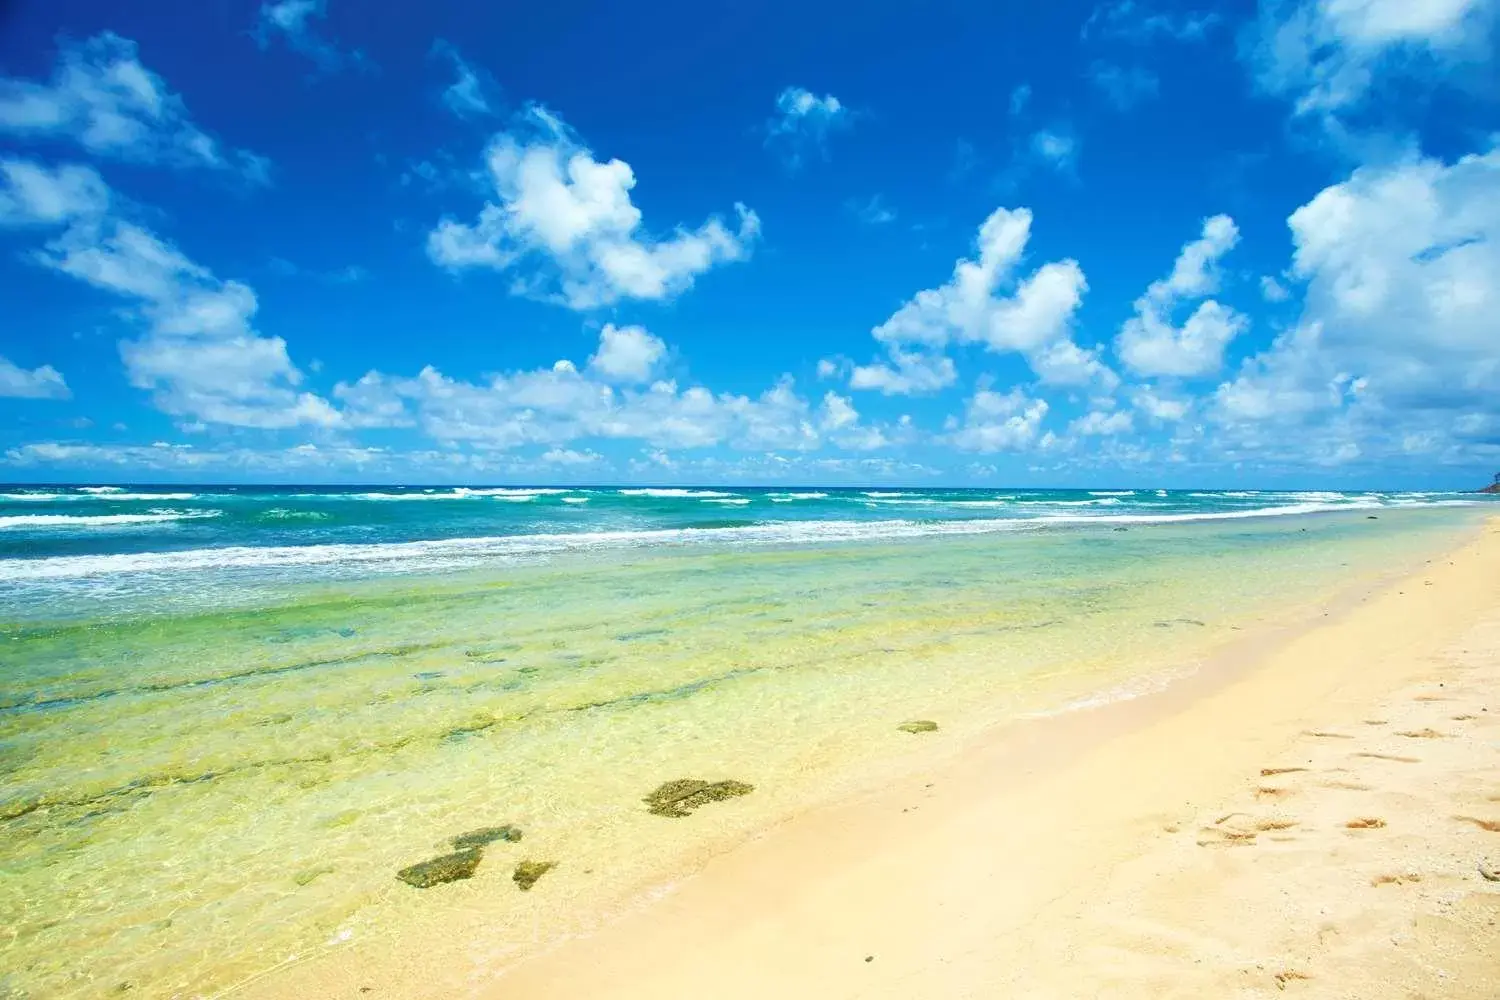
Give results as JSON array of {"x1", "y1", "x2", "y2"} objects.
[{"x1": 1481, "y1": 474, "x2": 1500, "y2": 494}]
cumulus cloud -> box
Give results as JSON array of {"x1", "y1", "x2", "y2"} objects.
[
  {"x1": 0, "y1": 33, "x2": 268, "y2": 182},
  {"x1": 588, "y1": 323, "x2": 666, "y2": 383},
  {"x1": 335, "y1": 325, "x2": 895, "y2": 455},
  {"x1": 1, "y1": 158, "x2": 337, "y2": 428},
  {"x1": 852, "y1": 206, "x2": 1109, "y2": 394},
  {"x1": 1116, "y1": 214, "x2": 1248, "y2": 378},
  {"x1": 0, "y1": 356, "x2": 70, "y2": 399},
  {"x1": 945, "y1": 385, "x2": 1052, "y2": 453},
  {"x1": 1260, "y1": 274, "x2": 1291, "y2": 301},
  {"x1": 766, "y1": 86, "x2": 849, "y2": 169},
  {"x1": 1245, "y1": 0, "x2": 1496, "y2": 129},
  {"x1": 254, "y1": 0, "x2": 365, "y2": 74},
  {"x1": 427, "y1": 106, "x2": 760, "y2": 310},
  {"x1": 1213, "y1": 143, "x2": 1500, "y2": 465},
  {"x1": 1070, "y1": 408, "x2": 1134, "y2": 436}
]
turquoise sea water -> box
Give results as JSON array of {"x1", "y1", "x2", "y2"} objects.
[{"x1": 0, "y1": 485, "x2": 1494, "y2": 998}]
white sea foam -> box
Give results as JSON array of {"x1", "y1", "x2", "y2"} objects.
[
  {"x1": 1087, "y1": 490, "x2": 1136, "y2": 496},
  {"x1": 767, "y1": 492, "x2": 829, "y2": 501},
  {"x1": 0, "y1": 499, "x2": 1467, "y2": 583},
  {"x1": 702, "y1": 498, "x2": 752, "y2": 505},
  {"x1": 617, "y1": 489, "x2": 737, "y2": 498},
  {"x1": 0, "y1": 491, "x2": 197, "y2": 501},
  {"x1": 78, "y1": 486, "x2": 125, "y2": 494},
  {"x1": 561, "y1": 497, "x2": 590, "y2": 504},
  {"x1": 1015, "y1": 497, "x2": 1123, "y2": 506},
  {"x1": 0, "y1": 511, "x2": 221, "y2": 530}
]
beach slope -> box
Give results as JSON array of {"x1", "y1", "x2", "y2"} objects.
[{"x1": 492, "y1": 520, "x2": 1500, "y2": 999}]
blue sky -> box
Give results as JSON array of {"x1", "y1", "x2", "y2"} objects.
[{"x1": 1, "y1": 0, "x2": 1497, "y2": 487}]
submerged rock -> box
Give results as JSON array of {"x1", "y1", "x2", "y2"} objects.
[
  {"x1": 643, "y1": 778, "x2": 755, "y2": 818},
  {"x1": 396, "y1": 847, "x2": 483, "y2": 888},
  {"x1": 897, "y1": 720, "x2": 939, "y2": 734},
  {"x1": 513, "y1": 859, "x2": 557, "y2": 890},
  {"x1": 452, "y1": 825, "x2": 522, "y2": 849}
]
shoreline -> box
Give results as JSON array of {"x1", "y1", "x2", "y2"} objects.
[{"x1": 479, "y1": 517, "x2": 1500, "y2": 998}]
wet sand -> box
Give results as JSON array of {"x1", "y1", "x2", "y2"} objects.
[{"x1": 482, "y1": 518, "x2": 1500, "y2": 999}]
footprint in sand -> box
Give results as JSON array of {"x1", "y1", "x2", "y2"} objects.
[
  {"x1": 1371, "y1": 873, "x2": 1422, "y2": 886},
  {"x1": 1303, "y1": 730, "x2": 1354, "y2": 739},
  {"x1": 1395, "y1": 728, "x2": 1448, "y2": 739},
  {"x1": 1261, "y1": 767, "x2": 1309, "y2": 776},
  {"x1": 1345, "y1": 817, "x2": 1387, "y2": 830},
  {"x1": 1353, "y1": 752, "x2": 1421, "y2": 763},
  {"x1": 1453, "y1": 816, "x2": 1500, "y2": 833}
]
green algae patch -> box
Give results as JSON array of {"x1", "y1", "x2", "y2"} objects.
[
  {"x1": 513, "y1": 859, "x2": 557, "y2": 891},
  {"x1": 643, "y1": 778, "x2": 754, "y2": 818},
  {"x1": 451, "y1": 825, "x2": 522, "y2": 849},
  {"x1": 897, "y1": 720, "x2": 938, "y2": 734},
  {"x1": 396, "y1": 847, "x2": 483, "y2": 888}
]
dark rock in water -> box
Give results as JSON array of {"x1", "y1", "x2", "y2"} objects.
[
  {"x1": 1366, "y1": 515, "x2": 1379, "y2": 519},
  {"x1": 898, "y1": 720, "x2": 939, "y2": 734},
  {"x1": 452, "y1": 825, "x2": 522, "y2": 849},
  {"x1": 1112, "y1": 527, "x2": 1129, "y2": 532},
  {"x1": 396, "y1": 847, "x2": 483, "y2": 888},
  {"x1": 644, "y1": 778, "x2": 755, "y2": 818},
  {"x1": 513, "y1": 859, "x2": 557, "y2": 890}
]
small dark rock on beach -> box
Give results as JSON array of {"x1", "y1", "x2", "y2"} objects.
[
  {"x1": 451, "y1": 825, "x2": 522, "y2": 850},
  {"x1": 513, "y1": 859, "x2": 557, "y2": 890},
  {"x1": 897, "y1": 720, "x2": 939, "y2": 734},
  {"x1": 396, "y1": 847, "x2": 484, "y2": 888},
  {"x1": 644, "y1": 778, "x2": 755, "y2": 818}
]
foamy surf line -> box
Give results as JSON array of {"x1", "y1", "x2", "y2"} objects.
[
  {"x1": 0, "y1": 511, "x2": 220, "y2": 530},
  {"x1": 0, "y1": 500, "x2": 1463, "y2": 582}
]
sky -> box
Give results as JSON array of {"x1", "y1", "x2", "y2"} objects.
[{"x1": 1, "y1": 0, "x2": 1497, "y2": 488}]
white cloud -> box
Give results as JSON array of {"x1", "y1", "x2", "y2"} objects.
[
  {"x1": 1070, "y1": 408, "x2": 1134, "y2": 436},
  {"x1": 1133, "y1": 385, "x2": 1192, "y2": 422},
  {"x1": 1089, "y1": 62, "x2": 1160, "y2": 110},
  {"x1": 540, "y1": 447, "x2": 602, "y2": 466},
  {"x1": 4, "y1": 159, "x2": 339, "y2": 429},
  {"x1": 946, "y1": 385, "x2": 1051, "y2": 453},
  {"x1": 334, "y1": 325, "x2": 894, "y2": 456},
  {"x1": 854, "y1": 206, "x2": 1107, "y2": 394},
  {"x1": 1029, "y1": 129, "x2": 1079, "y2": 171},
  {"x1": 1117, "y1": 214, "x2": 1248, "y2": 378},
  {"x1": 588, "y1": 323, "x2": 666, "y2": 383},
  {"x1": 766, "y1": 86, "x2": 849, "y2": 168},
  {"x1": 0, "y1": 356, "x2": 70, "y2": 399},
  {"x1": 1212, "y1": 143, "x2": 1500, "y2": 465},
  {"x1": 433, "y1": 41, "x2": 497, "y2": 119},
  {"x1": 0, "y1": 33, "x2": 268, "y2": 182},
  {"x1": 1083, "y1": 1, "x2": 1220, "y2": 42},
  {"x1": 815, "y1": 358, "x2": 841, "y2": 380},
  {"x1": 1260, "y1": 274, "x2": 1291, "y2": 301},
  {"x1": 0, "y1": 158, "x2": 109, "y2": 226},
  {"x1": 850, "y1": 350, "x2": 958, "y2": 395},
  {"x1": 255, "y1": 0, "x2": 364, "y2": 73},
  {"x1": 427, "y1": 106, "x2": 760, "y2": 310},
  {"x1": 1246, "y1": 0, "x2": 1496, "y2": 121}
]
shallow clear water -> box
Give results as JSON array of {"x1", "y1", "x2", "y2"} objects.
[{"x1": 0, "y1": 486, "x2": 1493, "y2": 998}]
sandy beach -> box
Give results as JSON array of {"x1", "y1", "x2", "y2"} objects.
[{"x1": 483, "y1": 517, "x2": 1500, "y2": 999}]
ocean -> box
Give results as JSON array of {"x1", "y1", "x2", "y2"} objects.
[{"x1": 0, "y1": 485, "x2": 1494, "y2": 998}]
